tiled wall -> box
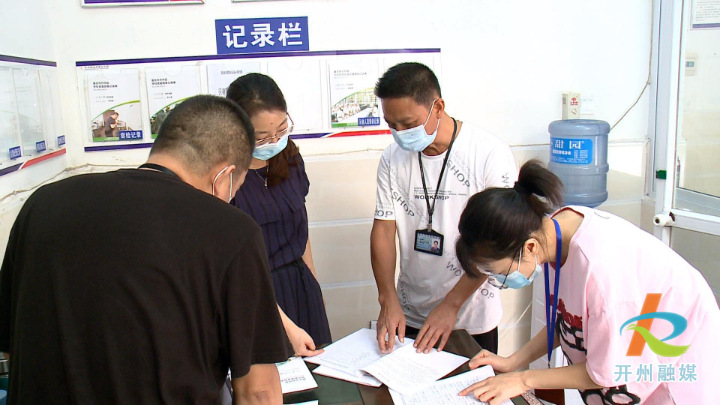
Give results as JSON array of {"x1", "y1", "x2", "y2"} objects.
[{"x1": 304, "y1": 139, "x2": 648, "y2": 352}]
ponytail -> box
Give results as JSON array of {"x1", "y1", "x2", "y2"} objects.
[{"x1": 456, "y1": 160, "x2": 563, "y2": 278}]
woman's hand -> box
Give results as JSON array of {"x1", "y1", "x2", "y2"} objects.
[
  {"x1": 287, "y1": 324, "x2": 324, "y2": 357},
  {"x1": 459, "y1": 371, "x2": 530, "y2": 405},
  {"x1": 468, "y1": 349, "x2": 518, "y2": 373}
]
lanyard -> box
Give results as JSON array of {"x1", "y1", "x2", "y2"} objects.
[
  {"x1": 138, "y1": 163, "x2": 181, "y2": 181},
  {"x1": 418, "y1": 118, "x2": 457, "y2": 232},
  {"x1": 544, "y1": 218, "x2": 562, "y2": 368}
]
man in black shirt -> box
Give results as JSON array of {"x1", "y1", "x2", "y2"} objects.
[{"x1": 0, "y1": 95, "x2": 293, "y2": 404}]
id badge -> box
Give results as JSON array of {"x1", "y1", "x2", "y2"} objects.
[{"x1": 414, "y1": 229, "x2": 444, "y2": 256}]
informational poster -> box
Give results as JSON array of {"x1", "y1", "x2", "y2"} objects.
[
  {"x1": 692, "y1": 0, "x2": 720, "y2": 28},
  {"x1": 12, "y1": 69, "x2": 46, "y2": 156},
  {"x1": 82, "y1": 0, "x2": 203, "y2": 7},
  {"x1": 0, "y1": 67, "x2": 21, "y2": 163},
  {"x1": 86, "y1": 68, "x2": 144, "y2": 142},
  {"x1": 328, "y1": 60, "x2": 381, "y2": 129},
  {"x1": 145, "y1": 66, "x2": 201, "y2": 138},
  {"x1": 206, "y1": 62, "x2": 261, "y2": 97},
  {"x1": 268, "y1": 60, "x2": 323, "y2": 131}
]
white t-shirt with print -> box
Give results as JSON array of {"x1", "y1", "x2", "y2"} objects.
[{"x1": 374, "y1": 121, "x2": 518, "y2": 334}]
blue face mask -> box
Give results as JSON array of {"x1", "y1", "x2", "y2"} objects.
[
  {"x1": 492, "y1": 248, "x2": 542, "y2": 290},
  {"x1": 390, "y1": 99, "x2": 439, "y2": 152},
  {"x1": 253, "y1": 134, "x2": 288, "y2": 160}
]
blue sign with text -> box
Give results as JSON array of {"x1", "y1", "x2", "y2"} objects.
[
  {"x1": 358, "y1": 117, "x2": 381, "y2": 126},
  {"x1": 9, "y1": 146, "x2": 21, "y2": 160},
  {"x1": 36, "y1": 140, "x2": 46, "y2": 153},
  {"x1": 550, "y1": 137, "x2": 593, "y2": 165},
  {"x1": 119, "y1": 130, "x2": 143, "y2": 141},
  {"x1": 215, "y1": 17, "x2": 309, "y2": 55},
  {"x1": 58, "y1": 135, "x2": 66, "y2": 146}
]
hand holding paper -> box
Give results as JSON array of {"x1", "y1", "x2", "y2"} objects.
[{"x1": 389, "y1": 366, "x2": 512, "y2": 405}]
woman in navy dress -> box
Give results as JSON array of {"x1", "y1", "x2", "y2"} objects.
[{"x1": 227, "y1": 73, "x2": 332, "y2": 355}]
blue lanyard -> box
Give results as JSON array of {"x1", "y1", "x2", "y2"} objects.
[{"x1": 544, "y1": 218, "x2": 562, "y2": 368}]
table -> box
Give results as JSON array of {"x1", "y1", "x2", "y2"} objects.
[{"x1": 283, "y1": 330, "x2": 537, "y2": 404}]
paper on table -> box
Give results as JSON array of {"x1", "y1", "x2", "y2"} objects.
[
  {"x1": 304, "y1": 328, "x2": 411, "y2": 376},
  {"x1": 361, "y1": 343, "x2": 468, "y2": 395},
  {"x1": 312, "y1": 365, "x2": 382, "y2": 387},
  {"x1": 388, "y1": 366, "x2": 512, "y2": 405},
  {"x1": 286, "y1": 401, "x2": 319, "y2": 405},
  {"x1": 277, "y1": 357, "x2": 317, "y2": 394}
]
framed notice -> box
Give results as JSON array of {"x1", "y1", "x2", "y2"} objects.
[
  {"x1": 328, "y1": 60, "x2": 382, "y2": 129},
  {"x1": 145, "y1": 66, "x2": 201, "y2": 138},
  {"x1": 82, "y1": 0, "x2": 203, "y2": 7},
  {"x1": 85, "y1": 68, "x2": 144, "y2": 143},
  {"x1": 692, "y1": 0, "x2": 720, "y2": 28}
]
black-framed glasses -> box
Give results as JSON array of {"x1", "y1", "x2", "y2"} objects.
[
  {"x1": 476, "y1": 251, "x2": 519, "y2": 290},
  {"x1": 256, "y1": 114, "x2": 294, "y2": 146}
]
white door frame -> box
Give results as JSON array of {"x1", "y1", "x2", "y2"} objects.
[{"x1": 652, "y1": 0, "x2": 720, "y2": 243}]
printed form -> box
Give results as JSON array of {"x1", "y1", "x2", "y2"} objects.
[{"x1": 277, "y1": 357, "x2": 317, "y2": 394}]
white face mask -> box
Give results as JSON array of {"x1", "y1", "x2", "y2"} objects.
[
  {"x1": 389, "y1": 99, "x2": 440, "y2": 152},
  {"x1": 211, "y1": 166, "x2": 233, "y2": 203}
]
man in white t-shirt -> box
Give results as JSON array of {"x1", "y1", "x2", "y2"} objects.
[{"x1": 371, "y1": 62, "x2": 517, "y2": 355}]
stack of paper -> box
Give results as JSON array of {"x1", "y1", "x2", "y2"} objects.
[
  {"x1": 277, "y1": 357, "x2": 318, "y2": 394},
  {"x1": 304, "y1": 328, "x2": 468, "y2": 394},
  {"x1": 389, "y1": 366, "x2": 513, "y2": 405}
]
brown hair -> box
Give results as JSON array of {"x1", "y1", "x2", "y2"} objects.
[
  {"x1": 226, "y1": 73, "x2": 299, "y2": 187},
  {"x1": 456, "y1": 160, "x2": 564, "y2": 278}
]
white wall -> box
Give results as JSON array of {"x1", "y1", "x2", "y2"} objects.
[
  {"x1": 0, "y1": 0, "x2": 71, "y2": 252},
  {"x1": 1, "y1": 0, "x2": 652, "y2": 348}
]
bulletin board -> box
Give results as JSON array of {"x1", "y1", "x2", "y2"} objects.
[
  {"x1": 0, "y1": 55, "x2": 66, "y2": 177},
  {"x1": 75, "y1": 48, "x2": 441, "y2": 152}
]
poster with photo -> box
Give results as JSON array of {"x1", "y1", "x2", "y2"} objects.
[
  {"x1": 206, "y1": 62, "x2": 261, "y2": 97},
  {"x1": 86, "y1": 68, "x2": 143, "y2": 142},
  {"x1": 328, "y1": 60, "x2": 381, "y2": 129},
  {"x1": 145, "y1": 66, "x2": 201, "y2": 138}
]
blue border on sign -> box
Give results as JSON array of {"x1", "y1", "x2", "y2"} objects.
[
  {"x1": 0, "y1": 54, "x2": 57, "y2": 67},
  {"x1": 76, "y1": 48, "x2": 441, "y2": 67}
]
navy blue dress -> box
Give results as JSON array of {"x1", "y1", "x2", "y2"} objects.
[{"x1": 231, "y1": 155, "x2": 332, "y2": 345}]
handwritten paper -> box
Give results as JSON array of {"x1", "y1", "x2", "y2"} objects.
[
  {"x1": 361, "y1": 343, "x2": 468, "y2": 395},
  {"x1": 389, "y1": 366, "x2": 512, "y2": 404},
  {"x1": 304, "y1": 328, "x2": 410, "y2": 376}
]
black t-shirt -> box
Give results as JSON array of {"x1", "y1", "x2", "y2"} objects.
[{"x1": 0, "y1": 169, "x2": 292, "y2": 404}]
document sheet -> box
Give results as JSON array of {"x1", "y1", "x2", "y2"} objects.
[
  {"x1": 277, "y1": 357, "x2": 318, "y2": 394},
  {"x1": 388, "y1": 366, "x2": 512, "y2": 405},
  {"x1": 304, "y1": 328, "x2": 411, "y2": 376},
  {"x1": 312, "y1": 365, "x2": 382, "y2": 387},
  {"x1": 361, "y1": 343, "x2": 468, "y2": 395}
]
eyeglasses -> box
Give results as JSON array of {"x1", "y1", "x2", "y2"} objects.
[
  {"x1": 256, "y1": 114, "x2": 294, "y2": 146},
  {"x1": 476, "y1": 253, "x2": 518, "y2": 290}
]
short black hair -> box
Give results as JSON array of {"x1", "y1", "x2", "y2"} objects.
[
  {"x1": 150, "y1": 95, "x2": 255, "y2": 175},
  {"x1": 374, "y1": 62, "x2": 441, "y2": 107}
]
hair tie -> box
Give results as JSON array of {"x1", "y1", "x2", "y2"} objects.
[{"x1": 514, "y1": 181, "x2": 530, "y2": 195}]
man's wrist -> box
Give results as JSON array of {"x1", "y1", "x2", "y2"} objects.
[{"x1": 378, "y1": 289, "x2": 398, "y2": 306}]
